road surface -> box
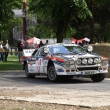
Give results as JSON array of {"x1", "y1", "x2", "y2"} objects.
[{"x1": 0, "y1": 70, "x2": 110, "y2": 107}]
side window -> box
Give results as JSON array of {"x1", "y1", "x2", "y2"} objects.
[
  {"x1": 39, "y1": 47, "x2": 46, "y2": 56},
  {"x1": 32, "y1": 49, "x2": 38, "y2": 56},
  {"x1": 35, "y1": 49, "x2": 41, "y2": 56}
]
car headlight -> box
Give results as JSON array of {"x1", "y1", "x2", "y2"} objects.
[
  {"x1": 94, "y1": 58, "x2": 99, "y2": 63},
  {"x1": 64, "y1": 61, "x2": 70, "y2": 69},
  {"x1": 69, "y1": 60, "x2": 75, "y2": 65},
  {"x1": 76, "y1": 58, "x2": 82, "y2": 65},
  {"x1": 88, "y1": 58, "x2": 93, "y2": 64},
  {"x1": 82, "y1": 58, "x2": 87, "y2": 64},
  {"x1": 64, "y1": 60, "x2": 75, "y2": 69},
  {"x1": 87, "y1": 45, "x2": 93, "y2": 52},
  {"x1": 101, "y1": 60, "x2": 108, "y2": 66}
]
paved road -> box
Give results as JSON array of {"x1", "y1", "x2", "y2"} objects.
[
  {"x1": 0, "y1": 70, "x2": 110, "y2": 92},
  {"x1": 0, "y1": 70, "x2": 110, "y2": 107}
]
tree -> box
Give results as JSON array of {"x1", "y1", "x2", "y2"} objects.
[
  {"x1": 29, "y1": 0, "x2": 92, "y2": 43},
  {"x1": 92, "y1": 0, "x2": 110, "y2": 42},
  {"x1": 79, "y1": 0, "x2": 110, "y2": 43},
  {"x1": 0, "y1": 0, "x2": 22, "y2": 41},
  {"x1": 69, "y1": 0, "x2": 110, "y2": 43}
]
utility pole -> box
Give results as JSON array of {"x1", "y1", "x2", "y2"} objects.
[{"x1": 23, "y1": 0, "x2": 27, "y2": 42}]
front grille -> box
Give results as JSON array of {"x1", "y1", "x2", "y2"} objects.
[
  {"x1": 77, "y1": 63, "x2": 96, "y2": 66},
  {"x1": 77, "y1": 67, "x2": 98, "y2": 71}
]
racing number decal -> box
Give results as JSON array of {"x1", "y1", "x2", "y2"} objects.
[
  {"x1": 38, "y1": 58, "x2": 42, "y2": 65},
  {"x1": 37, "y1": 58, "x2": 43, "y2": 73}
]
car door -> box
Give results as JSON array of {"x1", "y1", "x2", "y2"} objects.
[{"x1": 36, "y1": 47, "x2": 47, "y2": 73}]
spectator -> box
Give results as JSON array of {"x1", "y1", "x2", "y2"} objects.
[
  {"x1": 0, "y1": 42, "x2": 4, "y2": 62},
  {"x1": 82, "y1": 40, "x2": 86, "y2": 46},
  {"x1": 78, "y1": 40, "x2": 86, "y2": 47},
  {"x1": 0, "y1": 41, "x2": 4, "y2": 61},
  {"x1": 4, "y1": 40, "x2": 10, "y2": 61},
  {"x1": 78, "y1": 42, "x2": 83, "y2": 47},
  {"x1": 38, "y1": 41, "x2": 44, "y2": 48},
  {"x1": 24, "y1": 42, "x2": 29, "y2": 49},
  {"x1": 45, "y1": 40, "x2": 49, "y2": 45},
  {"x1": 17, "y1": 40, "x2": 23, "y2": 62},
  {"x1": 1, "y1": 41, "x2": 4, "y2": 46}
]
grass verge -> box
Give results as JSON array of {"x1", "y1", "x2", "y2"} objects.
[{"x1": 0, "y1": 55, "x2": 22, "y2": 70}]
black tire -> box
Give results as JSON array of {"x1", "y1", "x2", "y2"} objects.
[
  {"x1": 25, "y1": 64, "x2": 35, "y2": 78},
  {"x1": 90, "y1": 73, "x2": 105, "y2": 82},
  {"x1": 47, "y1": 65, "x2": 58, "y2": 81}
]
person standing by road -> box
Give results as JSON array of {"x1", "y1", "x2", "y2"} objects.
[
  {"x1": 17, "y1": 40, "x2": 23, "y2": 62},
  {"x1": 45, "y1": 40, "x2": 49, "y2": 45},
  {"x1": 0, "y1": 41, "x2": 4, "y2": 62},
  {"x1": 38, "y1": 40, "x2": 44, "y2": 48},
  {"x1": 4, "y1": 40, "x2": 10, "y2": 61}
]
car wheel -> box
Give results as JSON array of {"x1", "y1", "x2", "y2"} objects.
[
  {"x1": 90, "y1": 73, "x2": 105, "y2": 82},
  {"x1": 47, "y1": 65, "x2": 58, "y2": 81},
  {"x1": 25, "y1": 64, "x2": 35, "y2": 78}
]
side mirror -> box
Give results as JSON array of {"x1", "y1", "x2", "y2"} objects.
[
  {"x1": 44, "y1": 47, "x2": 49, "y2": 53},
  {"x1": 87, "y1": 45, "x2": 93, "y2": 52}
]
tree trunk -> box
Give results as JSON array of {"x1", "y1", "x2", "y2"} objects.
[
  {"x1": 87, "y1": 0, "x2": 94, "y2": 43},
  {"x1": 56, "y1": 8, "x2": 71, "y2": 43},
  {"x1": 56, "y1": 33, "x2": 63, "y2": 43},
  {"x1": 89, "y1": 18, "x2": 94, "y2": 43}
]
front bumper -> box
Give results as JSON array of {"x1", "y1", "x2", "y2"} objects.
[{"x1": 55, "y1": 65, "x2": 108, "y2": 76}]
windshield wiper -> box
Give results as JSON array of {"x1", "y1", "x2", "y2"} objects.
[
  {"x1": 72, "y1": 51, "x2": 86, "y2": 55},
  {"x1": 69, "y1": 52, "x2": 77, "y2": 55},
  {"x1": 52, "y1": 53, "x2": 63, "y2": 55}
]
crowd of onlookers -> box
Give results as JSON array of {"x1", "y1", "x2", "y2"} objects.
[{"x1": 0, "y1": 39, "x2": 49, "y2": 62}]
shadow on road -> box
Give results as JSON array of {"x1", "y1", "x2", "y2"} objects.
[{"x1": 0, "y1": 71, "x2": 95, "y2": 87}]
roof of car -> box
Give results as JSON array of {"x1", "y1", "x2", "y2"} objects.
[
  {"x1": 44, "y1": 43, "x2": 78, "y2": 47},
  {"x1": 63, "y1": 43, "x2": 78, "y2": 46}
]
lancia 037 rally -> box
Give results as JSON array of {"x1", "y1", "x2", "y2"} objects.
[{"x1": 22, "y1": 43, "x2": 109, "y2": 82}]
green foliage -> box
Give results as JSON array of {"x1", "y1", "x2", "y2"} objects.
[
  {"x1": 29, "y1": 0, "x2": 92, "y2": 43},
  {"x1": 0, "y1": 0, "x2": 22, "y2": 23},
  {"x1": 90, "y1": 0, "x2": 110, "y2": 42},
  {"x1": 66, "y1": 25, "x2": 76, "y2": 38},
  {"x1": 0, "y1": 0, "x2": 110, "y2": 44},
  {"x1": 0, "y1": 0, "x2": 22, "y2": 43}
]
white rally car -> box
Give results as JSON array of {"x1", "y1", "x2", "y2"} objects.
[{"x1": 23, "y1": 43, "x2": 109, "y2": 82}]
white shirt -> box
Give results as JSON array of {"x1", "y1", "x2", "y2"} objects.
[
  {"x1": 0, "y1": 44, "x2": 3, "y2": 48},
  {"x1": 5, "y1": 43, "x2": 10, "y2": 50}
]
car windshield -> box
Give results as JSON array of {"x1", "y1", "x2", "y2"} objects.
[
  {"x1": 64, "y1": 45, "x2": 87, "y2": 54},
  {"x1": 49, "y1": 45, "x2": 71, "y2": 55}
]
